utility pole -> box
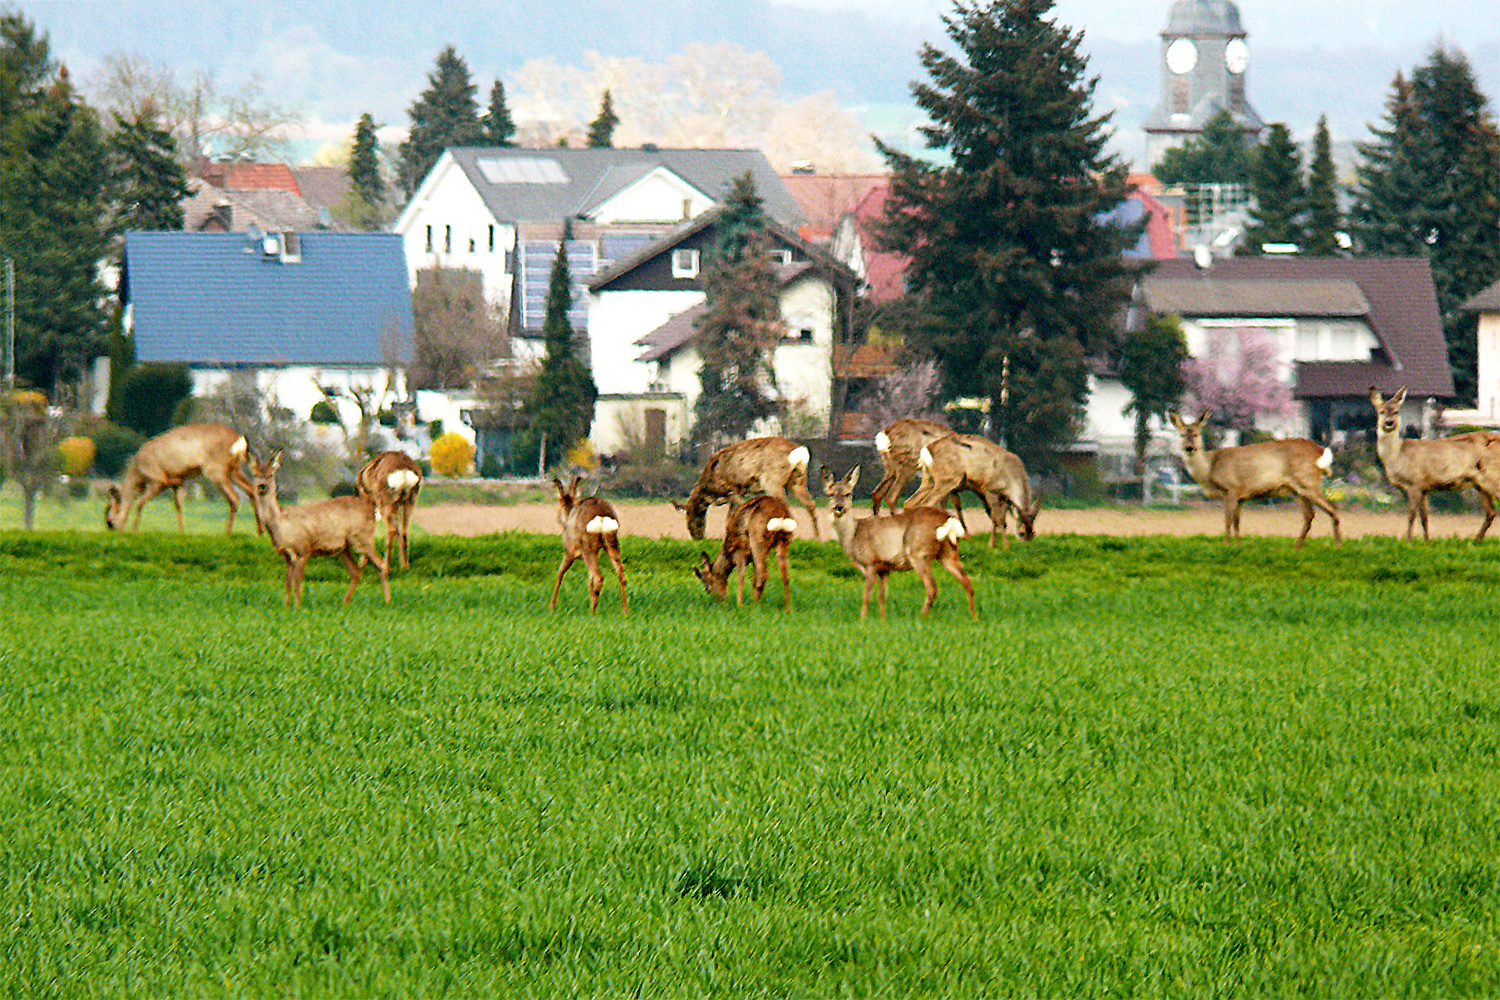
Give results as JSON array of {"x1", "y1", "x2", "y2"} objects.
[{"x1": 4, "y1": 255, "x2": 13, "y2": 387}]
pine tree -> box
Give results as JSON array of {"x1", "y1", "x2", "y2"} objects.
[
  {"x1": 692, "y1": 173, "x2": 785, "y2": 444},
  {"x1": 525, "y1": 225, "x2": 597, "y2": 459},
  {"x1": 1353, "y1": 49, "x2": 1500, "y2": 402},
  {"x1": 1153, "y1": 109, "x2": 1256, "y2": 185},
  {"x1": 875, "y1": 0, "x2": 1142, "y2": 468},
  {"x1": 1303, "y1": 116, "x2": 1342, "y2": 255},
  {"x1": 1240, "y1": 122, "x2": 1304, "y2": 253},
  {"x1": 398, "y1": 46, "x2": 483, "y2": 197},
  {"x1": 108, "y1": 104, "x2": 189, "y2": 236},
  {"x1": 586, "y1": 89, "x2": 619, "y2": 148},
  {"x1": 348, "y1": 113, "x2": 384, "y2": 206},
  {"x1": 1117, "y1": 314, "x2": 1188, "y2": 474},
  {"x1": 482, "y1": 81, "x2": 516, "y2": 147}
]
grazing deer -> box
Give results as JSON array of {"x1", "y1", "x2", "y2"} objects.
[
  {"x1": 681, "y1": 436, "x2": 819, "y2": 540},
  {"x1": 821, "y1": 464, "x2": 977, "y2": 621},
  {"x1": 550, "y1": 475, "x2": 628, "y2": 615},
  {"x1": 907, "y1": 433, "x2": 1040, "y2": 549},
  {"x1": 693, "y1": 495, "x2": 797, "y2": 610},
  {"x1": 1169, "y1": 410, "x2": 1342, "y2": 548},
  {"x1": 1369, "y1": 386, "x2": 1500, "y2": 540},
  {"x1": 871, "y1": 417, "x2": 952, "y2": 514},
  {"x1": 356, "y1": 450, "x2": 423, "y2": 568},
  {"x1": 247, "y1": 451, "x2": 390, "y2": 609},
  {"x1": 105, "y1": 423, "x2": 262, "y2": 535}
]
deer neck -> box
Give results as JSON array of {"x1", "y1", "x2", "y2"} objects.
[
  {"x1": 253, "y1": 491, "x2": 289, "y2": 547},
  {"x1": 1375, "y1": 424, "x2": 1406, "y2": 470},
  {"x1": 1180, "y1": 447, "x2": 1215, "y2": 489},
  {"x1": 830, "y1": 508, "x2": 860, "y2": 560}
]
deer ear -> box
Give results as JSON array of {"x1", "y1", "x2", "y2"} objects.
[
  {"x1": 1393, "y1": 386, "x2": 1408, "y2": 406},
  {"x1": 1195, "y1": 409, "x2": 1213, "y2": 428},
  {"x1": 1168, "y1": 410, "x2": 1185, "y2": 431},
  {"x1": 1368, "y1": 387, "x2": 1383, "y2": 407},
  {"x1": 820, "y1": 464, "x2": 835, "y2": 491},
  {"x1": 847, "y1": 464, "x2": 861, "y2": 489},
  {"x1": 268, "y1": 450, "x2": 282, "y2": 472}
]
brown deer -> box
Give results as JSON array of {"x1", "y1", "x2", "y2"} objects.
[
  {"x1": 1169, "y1": 410, "x2": 1342, "y2": 548},
  {"x1": 1369, "y1": 386, "x2": 1500, "y2": 540},
  {"x1": 247, "y1": 451, "x2": 390, "y2": 609},
  {"x1": 681, "y1": 436, "x2": 819, "y2": 540},
  {"x1": 907, "y1": 433, "x2": 1040, "y2": 549},
  {"x1": 356, "y1": 450, "x2": 423, "y2": 569},
  {"x1": 105, "y1": 423, "x2": 262, "y2": 535},
  {"x1": 693, "y1": 495, "x2": 797, "y2": 611},
  {"x1": 871, "y1": 417, "x2": 952, "y2": 514},
  {"x1": 821, "y1": 464, "x2": 977, "y2": 621},
  {"x1": 550, "y1": 475, "x2": 628, "y2": 615}
]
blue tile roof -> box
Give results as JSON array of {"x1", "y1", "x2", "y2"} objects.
[{"x1": 123, "y1": 231, "x2": 414, "y2": 366}]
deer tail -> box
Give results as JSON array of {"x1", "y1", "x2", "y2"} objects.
[
  {"x1": 765, "y1": 517, "x2": 797, "y2": 535},
  {"x1": 787, "y1": 445, "x2": 810, "y2": 473},
  {"x1": 874, "y1": 431, "x2": 891, "y2": 454},
  {"x1": 919, "y1": 446, "x2": 935, "y2": 470},
  {"x1": 585, "y1": 515, "x2": 619, "y2": 535},
  {"x1": 1317, "y1": 448, "x2": 1334, "y2": 473},
  {"x1": 935, "y1": 516, "x2": 966, "y2": 544}
]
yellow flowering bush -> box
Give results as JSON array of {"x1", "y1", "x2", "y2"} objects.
[
  {"x1": 429, "y1": 432, "x2": 475, "y2": 478},
  {"x1": 57, "y1": 436, "x2": 96, "y2": 477}
]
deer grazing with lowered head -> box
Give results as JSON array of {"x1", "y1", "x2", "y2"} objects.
[
  {"x1": 821, "y1": 464, "x2": 976, "y2": 620},
  {"x1": 907, "y1": 433, "x2": 1040, "y2": 549},
  {"x1": 870, "y1": 417, "x2": 952, "y2": 514},
  {"x1": 680, "y1": 435, "x2": 819, "y2": 540},
  {"x1": 693, "y1": 495, "x2": 798, "y2": 611},
  {"x1": 550, "y1": 475, "x2": 628, "y2": 615},
  {"x1": 1169, "y1": 410, "x2": 1341, "y2": 547},
  {"x1": 356, "y1": 450, "x2": 423, "y2": 568},
  {"x1": 105, "y1": 423, "x2": 262, "y2": 535},
  {"x1": 247, "y1": 450, "x2": 390, "y2": 609},
  {"x1": 1369, "y1": 386, "x2": 1500, "y2": 540}
]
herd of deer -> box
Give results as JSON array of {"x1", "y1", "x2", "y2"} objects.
[{"x1": 96, "y1": 385, "x2": 1500, "y2": 617}]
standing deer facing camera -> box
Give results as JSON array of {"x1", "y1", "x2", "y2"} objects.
[
  {"x1": 356, "y1": 451, "x2": 423, "y2": 568},
  {"x1": 681, "y1": 436, "x2": 819, "y2": 540},
  {"x1": 822, "y1": 464, "x2": 976, "y2": 621},
  {"x1": 1169, "y1": 410, "x2": 1341, "y2": 547},
  {"x1": 693, "y1": 495, "x2": 797, "y2": 610},
  {"x1": 550, "y1": 475, "x2": 628, "y2": 615},
  {"x1": 247, "y1": 450, "x2": 390, "y2": 609},
  {"x1": 1369, "y1": 386, "x2": 1500, "y2": 540},
  {"x1": 105, "y1": 423, "x2": 262, "y2": 534}
]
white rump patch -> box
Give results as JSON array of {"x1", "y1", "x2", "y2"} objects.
[
  {"x1": 374, "y1": 508, "x2": 384, "y2": 522},
  {"x1": 1318, "y1": 448, "x2": 1334, "y2": 472},
  {"x1": 766, "y1": 517, "x2": 797, "y2": 534},
  {"x1": 388, "y1": 469, "x2": 420, "y2": 491},
  {"x1": 919, "y1": 446, "x2": 934, "y2": 469},
  {"x1": 935, "y1": 517, "x2": 966, "y2": 542},
  {"x1": 586, "y1": 515, "x2": 619, "y2": 534},
  {"x1": 874, "y1": 431, "x2": 891, "y2": 454},
  {"x1": 787, "y1": 445, "x2": 810, "y2": 471},
  {"x1": 231, "y1": 437, "x2": 248, "y2": 460}
]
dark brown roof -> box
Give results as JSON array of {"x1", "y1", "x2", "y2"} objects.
[
  {"x1": 1144, "y1": 256, "x2": 1453, "y2": 398},
  {"x1": 636, "y1": 303, "x2": 706, "y2": 362}
]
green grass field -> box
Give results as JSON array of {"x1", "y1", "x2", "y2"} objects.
[{"x1": 3, "y1": 507, "x2": 1500, "y2": 996}]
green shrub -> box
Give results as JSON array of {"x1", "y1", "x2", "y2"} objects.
[
  {"x1": 89, "y1": 423, "x2": 146, "y2": 479},
  {"x1": 310, "y1": 400, "x2": 341, "y2": 425},
  {"x1": 170, "y1": 396, "x2": 197, "y2": 427},
  {"x1": 114, "y1": 363, "x2": 192, "y2": 438}
]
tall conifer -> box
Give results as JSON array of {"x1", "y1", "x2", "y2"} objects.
[
  {"x1": 398, "y1": 46, "x2": 483, "y2": 197},
  {"x1": 525, "y1": 224, "x2": 597, "y2": 458},
  {"x1": 482, "y1": 80, "x2": 516, "y2": 148},
  {"x1": 1240, "y1": 122, "x2": 1304, "y2": 253},
  {"x1": 1303, "y1": 116, "x2": 1342, "y2": 256},
  {"x1": 108, "y1": 104, "x2": 189, "y2": 236},
  {"x1": 586, "y1": 90, "x2": 619, "y2": 148}
]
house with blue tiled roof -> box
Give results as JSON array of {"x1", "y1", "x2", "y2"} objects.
[{"x1": 120, "y1": 229, "x2": 414, "y2": 428}]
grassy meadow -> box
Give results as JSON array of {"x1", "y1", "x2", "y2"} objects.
[{"x1": 2, "y1": 494, "x2": 1500, "y2": 996}]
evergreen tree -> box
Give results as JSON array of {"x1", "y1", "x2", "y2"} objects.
[
  {"x1": 482, "y1": 80, "x2": 516, "y2": 147},
  {"x1": 0, "y1": 9, "x2": 51, "y2": 124},
  {"x1": 0, "y1": 60, "x2": 110, "y2": 393},
  {"x1": 1117, "y1": 314, "x2": 1188, "y2": 474},
  {"x1": 1353, "y1": 49, "x2": 1500, "y2": 402},
  {"x1": 398, "y1": 46, "x2": 483, "y2": 198},
  {"x1": 108, "y1": 104, "x2": 189, "y2": 236},
  {"x1": 348, "y1": 112, "x2": 383, "y2": 206},
  {"x1": 1303, "y1": 116, "x2": 1342, "y2": 255},
  {"x1": 692, "y1": 173, "x2": 785, "y2": 444},
  {"x1": 875, "y1": 0, "x2": 1142, "y2": 468},
  {"x1": 1153, "y1": 109, "x2": 1256, "y2": 185},
  {"x1": 586, "y1": 89, "x2": 619, "y2": 148},
  {"x1": 525, "y1": 225, "x2": 597, "y2": 459},
  {"x1": 1240, "y1": 122, "x2": 1304, "y2": 253}
]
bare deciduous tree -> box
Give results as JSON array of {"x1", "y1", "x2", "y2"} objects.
[
  {"x1": 410, "y1": 267, "x2": 508, "y2": 391},
  {"x1": 0, "y1": 391, "x2": 74, "y2": 530},
  {"x1": 858, "y1": 359, "x2": 945, "y2": 431}
]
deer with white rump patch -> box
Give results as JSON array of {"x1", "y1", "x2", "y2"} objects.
[
  {"x1": 356, "y1": 450, "x2": 423, "y2": 568},
  {"x1": 681, "y1": 435, "x2": 819, "y2": 540},
  {"x1": 907, "y1": 433, "x2": 1040, "y2": 549},
  {"x1": 1169, "y1": 410, "x2": 1341, "y2": 547},
  {"x1": 247, "y1": 450, "x2": 390, "y2": 609},
  {"x1": 105, "y1": 423, "x2": 262, "y2": 535},
  {"x1": 694, "y1": 495, "x2": 797, "y2": 610},
  {"x1": 1369, "y1": 386, "x2": 1500, "y2": 540},
  {"x1": 550, "y1": 475, "x2": 628, "y2": 615},
  {"x1": 821, "y1": 464, "x2": 976, "y2": 620},
  {"x1": 870, "y1": 417, "x2": 952, "y2": 514}
]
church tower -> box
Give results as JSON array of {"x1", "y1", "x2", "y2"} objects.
[{"x1": 1143, "y1": 0, "x2": 1264, "y2": 167}]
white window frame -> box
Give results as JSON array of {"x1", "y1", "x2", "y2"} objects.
[{"x1": 671, "y1": 248, "x2": 700, "y2": 279}]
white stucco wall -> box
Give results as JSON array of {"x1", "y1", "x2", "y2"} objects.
[
  {"x1": 589, "y1": 168, "x2": 713, "y2": 225},
  {"x1": 394, "y1": 154, "x2": 515, "y2": 307},
  {"x1": 1478, "y1": 312, "x2": 1500, "y2": 421},
  {"x1": 593, "y1": 395, "x2": 689, "y2": 457},
  {"x1": 189, "y1": 366, "x2": 403, "y2": 426},
  {"x1": 586, "y1": 289, "x2": 705, "y2": 394}
]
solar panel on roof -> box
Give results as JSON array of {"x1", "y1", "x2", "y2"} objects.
[{"x1": 477, "y1": 158, "x2": 569, "y2": 184}]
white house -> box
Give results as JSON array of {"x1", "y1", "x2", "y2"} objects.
[{"x1": 1457, "y1": 278, "x2": 1500, "y2": 427}]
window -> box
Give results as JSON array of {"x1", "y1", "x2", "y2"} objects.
[
  {"x1": 488, "y1": 225, "x2": 495, "y2": 253},
  {"x1": 279, "y1": 231, "x2": 301, "y2": 263},
  {"x1": 671, "y1": 248, "x2": 700, "y2": 278},
  {"x1": 444, "y1": 225, "x2": 452, "y2": 254},
  {"x1": 768, "y1": 248, "x2": 792, "y2": 266},
  {"x1": 424, "y1": 225, "x2": 433, "y2": 253}
]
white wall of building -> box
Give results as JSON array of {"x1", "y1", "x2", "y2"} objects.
[
  {"x1": 1478, "y1": 311, "x2": 1500, "y2": 421},
  {"x1": 586, "y1": 289, "x2": 705, "y2": 394},
  {"x1": 394, "y1": 155, "x2": 515, "y2": 306},
  {"x1": 590, "y1": 168, "x2": 712, "y2": 225}
]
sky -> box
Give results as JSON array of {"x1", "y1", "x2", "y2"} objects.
[{"x1": 23, "y1": 0, "x2": 1500, "y2": 168}]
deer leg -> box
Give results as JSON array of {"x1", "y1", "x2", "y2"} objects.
[
  {"x1": 777, "y1": 540, "x2": 791, "y2": 611},
  {"x1": 171, "y1": 486, "x2": 187, "y2": 533},
  {"x1": 584, "y1": 547, "x2": 604, "y2": 614},
  {"x1": 860, "y1": 569, "x2": 877, "y2": 621},
  {"x1": 338, "y1": 548, "x2": 363, "y2": 605},
  {"x1": 870, "y1": 469, "x2": 896, "y2": 515},
  {"x1": 1295, "y1": 497, "x2": 1314, "y2": 549},
  {"x1": 788, "y1": 475, "x2": 821, "y2": 541},
  {"x1": 877, "y1": 573, "x2": 890, "y2": 620},
  {"x1": 1292, "y1": 483, "x2": 1342, "y2": 546},
  {"x1": 603, "y1": 536, "x2": 628, "y2": 615},
  {"x1": 1222, "y1": 493, "x2": 1241, "y2": 542},
  {"x1": 228, "y1": 466, "x2": 263, "y2": 534},
  {"x1": 549, "y1": 553, "x2": 578, "y2": 610},
  {"x1": 939, "y1": 544, "x2": 977, "y2": 619},
  {"x1": 981, "y1": 490, "x2": 1005, "y2": 550},
  {"x1": 399, "y1": 504, "x2": 413, "y2": 568},
  {"x1": 752, "y1": 550, "x2": 770, "y2": 603},
  {"x1": 281, "y1": 553, "x2": 296, "y2": 608},
  {"x1": 360, "y1": 535, "x2": 391, "y2": 603},
  {"x1": 132, "y1": 481, "x2": 168, "y2": 531},
  {"x1": 913, "y1": 556, "x2": 940, "y2": 617},
  {"x1": 735, "y1": 556, "x2": 747, "y2": 606},
  {"x1": 208, "y1": 475, "x2": 241, "y2": 534},
  {"x1": 1419, "y1": 493, "x2": 1432, "y2": 540},
  {"x1": 1477, "y1": 491, "x2": 1496, "y2": 542}
]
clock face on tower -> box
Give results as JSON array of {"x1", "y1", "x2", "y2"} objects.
[
  {"x1": 1166, "y1": 38, "x2": 1197, "y2": 75},
  {"x1": 1225, "y1": 39, "x2": 1249, "y2": 74}
]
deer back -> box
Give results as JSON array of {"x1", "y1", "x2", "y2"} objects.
[
  {"x1": 131, "y1": 423, "x2": 248, "y2": 487},
  {"x1": 876, "y1": 418, "x2": 951, "y2": 465},
  {"x1": 1207, "y1": 439, "x2": 1328, "y2": 496},
  {"x1": 357, "y1": 451, "x2": 423, "y2": 504}
]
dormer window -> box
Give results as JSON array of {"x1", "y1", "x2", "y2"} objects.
[
  {"x1": 671, "y1": 248, "x2": 700, "y2": 279},
  {"x1": 768, "y1": 248, "x2": 792, "y2": 266}
]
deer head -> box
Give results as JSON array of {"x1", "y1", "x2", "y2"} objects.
[
  {"x1": 693, "y1": 552, "x2": 728, "y2": 599},
  {"x1": 1369, "y1": 386, "x2": 1407, "y2": 436},
  {"x1": 820, "y1": 464, "x2": 859, "y2": 518},
  {"x1": 104, "y1": 484, "x2": 125, "y2": 530},
  {"x1": 1169, "y1": 409, "x2": 1213, "y2": 458}
]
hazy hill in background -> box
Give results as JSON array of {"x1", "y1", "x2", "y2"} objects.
[{"x1": 32, "y1": 0, "x2": 1500, "y2": 170}]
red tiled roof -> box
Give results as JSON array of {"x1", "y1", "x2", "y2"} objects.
[
  {"x1": 851, "y1": 182, "x2": 910, "y2": 303},
  {"x1": 780, "y1": 173, "x2": 887, "y2": 242},
  {"x1": 196, "y1": 162, "x2": 302, "y2": 196}
]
